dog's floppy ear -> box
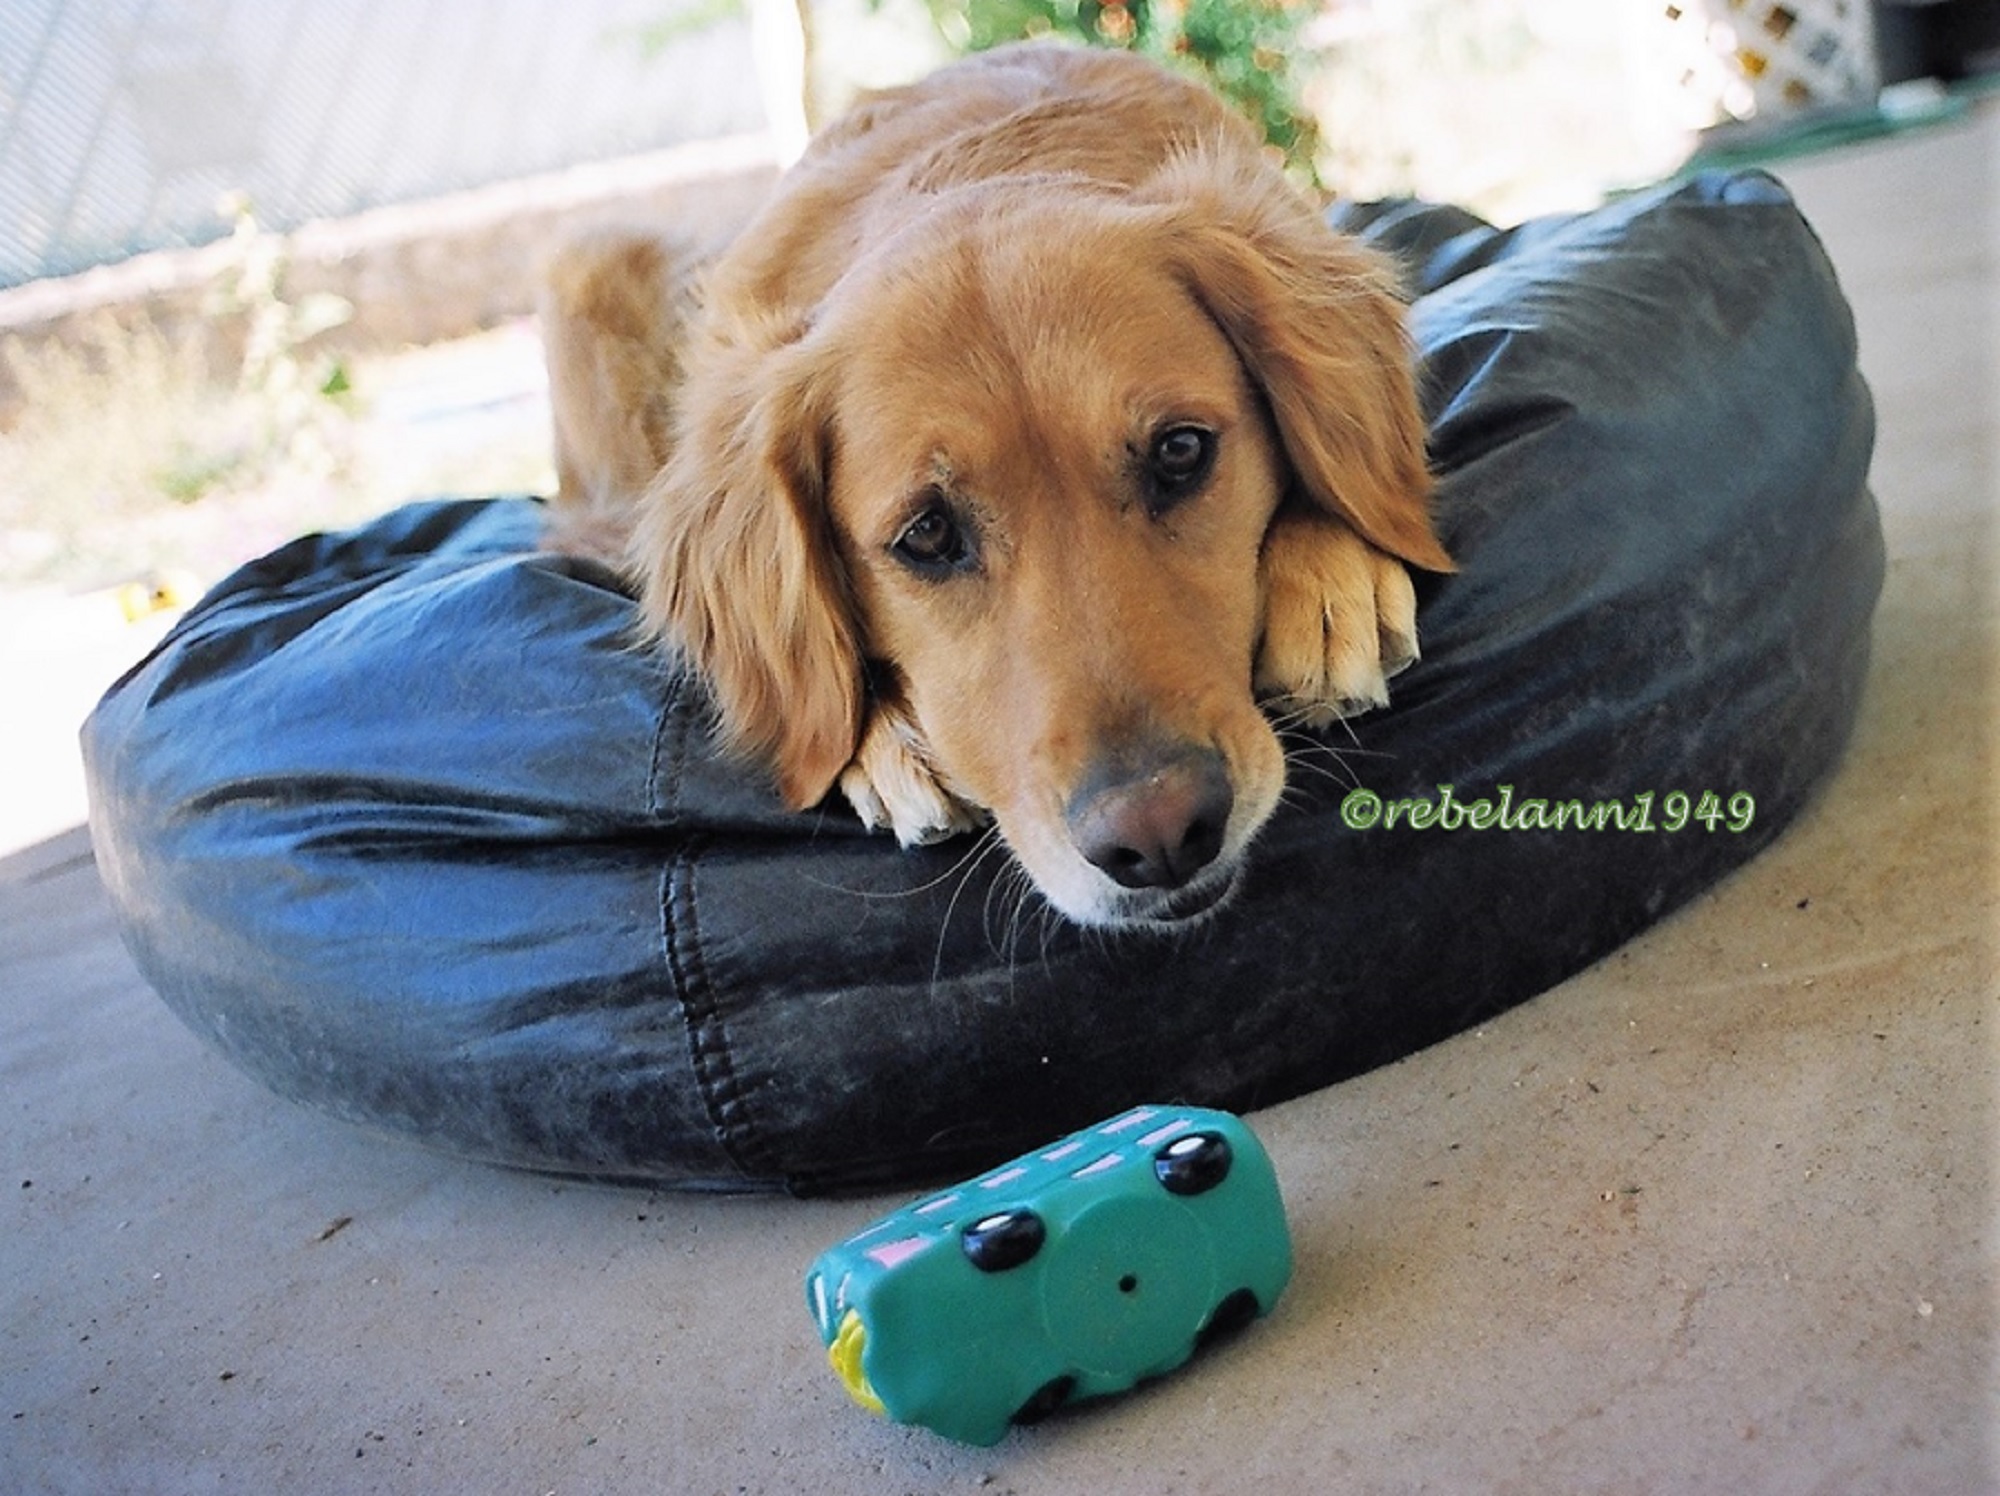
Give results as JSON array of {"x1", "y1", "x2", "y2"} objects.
[
  {"x1": 1142, "y1": 153, "x2": 1453, "y2": 573},
  {"x1": 631, "y1": 327, "x2": 863, "y2": 810}
]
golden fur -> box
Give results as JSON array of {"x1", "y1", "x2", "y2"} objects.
[{"x1": 540, "y1": 43, "x2": 1451, "y2": 929}]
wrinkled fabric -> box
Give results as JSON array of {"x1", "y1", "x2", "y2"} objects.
[{"x1": 84, "y1": 171, "x2": 1881, "y2": 1193}]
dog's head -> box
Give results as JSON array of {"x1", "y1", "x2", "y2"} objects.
[{"x1": 635, "y1": 154, "x2": 1446, "y2": 928}]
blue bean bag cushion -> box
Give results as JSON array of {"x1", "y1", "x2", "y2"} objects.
[{"x1": 84, "y1": 170, "x2": 1881, "y2": 1193}]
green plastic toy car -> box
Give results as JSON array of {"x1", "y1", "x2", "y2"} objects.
[{"x1": 805, "y1": 1105, "x2": 1292, "y2": 1446}]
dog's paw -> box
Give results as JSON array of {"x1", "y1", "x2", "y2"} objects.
[
  {"x1": 1255, "y1": 507, "x2": 1420, "y2": 725},
  {"x1": 838, "y1": 700, "x2": 988, "y2": 847}
]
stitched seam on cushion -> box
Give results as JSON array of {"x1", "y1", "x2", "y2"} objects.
[
  {"x1": 649, "y1": 670, "x2": 768, "y2": 1182},
  {"x1": 663, "y1": 837, "x2": 766, "y2": 1181},
  {"x1": 647, "y1": 661, "x2": 681, "y2": 819}
]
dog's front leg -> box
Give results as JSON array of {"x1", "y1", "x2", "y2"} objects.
[
  {"x1": 838, "y1": 695, "x2": 989, "y2": 847},
  {"x1": 1255, "y1": 506, "x2": 1421, "y2": 725}
]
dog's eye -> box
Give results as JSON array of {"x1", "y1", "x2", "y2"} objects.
[
  {"x1": 1146, "y1": 425, "x2": 1216, "y2": 504},
  {"x1": 892, "y1": 502, "x2": 973, "y2": 574}
]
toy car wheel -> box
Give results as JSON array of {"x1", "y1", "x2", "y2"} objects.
[
  {"x1": 1196, "y1": 1287, "x2": 1261, "y2": 1351},
  {"x1": 1012, "y1": 1374, "x2": 1076, "y2": 1426},
  {"x1": 1153, "y1": 1131, "x2": 1233, "y2": 1196},
  {"x1": 961, "y1": 1208, "x2": 1046, "y2": 1272}
]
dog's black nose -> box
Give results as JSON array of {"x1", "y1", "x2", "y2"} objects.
[{"x1": 1066, "y1": 746, "x2": 1235, "y2": 891}]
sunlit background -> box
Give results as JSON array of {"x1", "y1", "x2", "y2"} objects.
[{"x1": 0, "y1": 0, "x2": 1983, "y2": 601}]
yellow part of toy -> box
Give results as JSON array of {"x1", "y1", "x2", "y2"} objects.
[
  {"x1": 828, "y1": 1310, "x2": 886, "y2": 1417},
  {"x1": 113, "y1": 571, "x2": 201, "y2": 623}
]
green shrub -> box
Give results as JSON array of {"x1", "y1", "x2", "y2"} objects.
[{"x1": 912, "y1": 0, "x2": 1323, "y2": 178}]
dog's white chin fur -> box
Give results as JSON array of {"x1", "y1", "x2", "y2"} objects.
[
  {"x1": 1000, "y1": 804, "x2": 1271, "y2": 932},
  {"x1": 1105, "y1": 862, "x2": 1247, "y2": 931}
]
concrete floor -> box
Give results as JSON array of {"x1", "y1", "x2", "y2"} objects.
[{"x1": 4, "y1": 105, "x2": 1995, "y2": 1494}]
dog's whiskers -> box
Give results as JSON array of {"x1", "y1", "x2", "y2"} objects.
[
  {"x1": 1275, "y1": 727, "x2": 1359, "y2": 789},
  {"x1": 1029, "y1": 883, "x2": 1067, "y2": 967},
  {"x1": 989, "y1": 857, "x2": 1057, "y2": 977},
  {"x1": 1279, "y1": 744, "x2": 1358, "y2": 793},
  {"x1": 931, "y1": 824, "x2": 1012, "y2": 991},
  {"x1": 981, "y1": 856, "x2": 1026, "y2": 961},
  {"x1": 799, "y1": 821, "x2": 998, "y2": 902}
]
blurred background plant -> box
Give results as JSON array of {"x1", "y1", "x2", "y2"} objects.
[
  {"x1": 901, "y1": 0, "x2": 1328, "y2": 176},
  {"x1": 206, "y1": 192, "x2": 358, "y2": 497},
  {"x1": 0, "y1": 195, "x2": 356, "y2": 586},
  {"x1": 0, "y1": 192, "x2": 551, "y2": 593}
]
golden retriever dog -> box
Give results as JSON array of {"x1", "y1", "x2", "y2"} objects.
[{"x1": 540, "y1": 42, "x2": 1452, "y2": 930}]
